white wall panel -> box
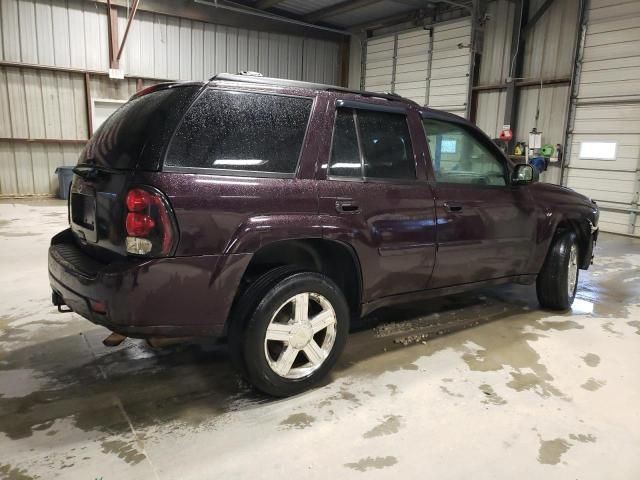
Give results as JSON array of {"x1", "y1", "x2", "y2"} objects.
[
  {"x1": 1, "y1": 0, "x2": 342, "y2": 196},
  {"x1": 0, "y1": 141, "x2": 83, "y2": 196},
  {"x1": 475, "y1": 0, "x2": 580, "y2": 157},
  {"x1": 1, "y1": 66, "x2": 88, "y2": 141},
  {"x1": 1, "y1": 0, "x2": 340, "y2": 83},
  {"x1": 478, "y1": 0, "x2": 515, "y2": 85},
  {"x1": 364, "y1": 28, "x2": 431, "y2": 105},
  {"x1": 429, "y1": 19, "x2": 471, "y2": 116},
  {"x1": 394, "y1": 29, "x2": 430, "y2": 105},
  {"x1": 364, "y1": 33, "x2": 395, "y2": 92},
  {"x1": 0, "y1": 0, "x2": 110, "y2": 70},
  {"x1": 116, "y1": 9, "x2": 339, "y2": 83}
]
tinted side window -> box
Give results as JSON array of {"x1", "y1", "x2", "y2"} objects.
[
  {"x1": 358, "y1": 110, "x2": 415, "y2": 180},
  {"x1": 422, "y1": 118, "x2": 506, "y2": 186},
  {"x1": 166, "y1": 90, "x2": 312, "y2": 173},
  {"x1": 328, "y1": 109, "x2": 361, "y2": 178}
]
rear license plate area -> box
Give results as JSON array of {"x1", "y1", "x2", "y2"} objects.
[{"x1": 71, "y1": 192, "x2": 98, "y2": 242}]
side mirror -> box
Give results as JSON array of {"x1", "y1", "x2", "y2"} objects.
[{"x1": 512, "y1": 164, "x2": 538, "y2": 186}]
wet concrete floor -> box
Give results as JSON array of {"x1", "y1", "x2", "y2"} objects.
[{"x1": 1, "y1": 200, "x2": 639, "y2": 479}]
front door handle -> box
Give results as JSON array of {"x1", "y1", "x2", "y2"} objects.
[
  {"x1": 336, "y1": 200, "x2": 361, "y2": 214},
  {"x1": 444, "y1": 202, "x2": 463, "y2": 213}
]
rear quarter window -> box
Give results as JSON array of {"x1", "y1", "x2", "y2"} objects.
[
  {"x1": 80, "y1": 85, "x2": 200, "y2": 171},
  {"x1": 166, "y1": 89, "x2": 313, "y2": 174}
]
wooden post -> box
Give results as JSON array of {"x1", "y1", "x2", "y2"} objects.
[{"x1": 107, "y1": 0, "x2": 120, "y2": 69}]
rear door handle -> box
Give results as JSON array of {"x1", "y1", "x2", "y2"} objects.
[
  {"x1": 336, "y1": 200, "x2": 361, "y2": 214},
  {"x1": 444, "y1": 202, "x2": 463, "y2": 212}
]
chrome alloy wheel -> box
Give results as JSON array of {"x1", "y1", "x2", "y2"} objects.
[
  {"x1": 567, "y1": 243, "x2": 579, "y2": 297},
  {"x1": 263, "y1": 292, "x2": 337, "y2": 379}
]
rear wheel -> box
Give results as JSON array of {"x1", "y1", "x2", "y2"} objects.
[
  {"x1": 536, "y1": 230, "x2": 579, "y2": 310},
  {"x1": 241, "y1": 271, "x2": 349, "y2": 397}
]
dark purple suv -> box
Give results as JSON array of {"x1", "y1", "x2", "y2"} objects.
[{"x1": 49, "y1": 73, "x2": 599, "y2": 396}]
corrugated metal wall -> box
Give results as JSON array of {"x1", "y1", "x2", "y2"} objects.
[
  {"x1": 476, "y1": 0, "x2": 578, "y2": 140},
  {"x1": 0, "y1": 0, "x2": 342, "y2": 196},
  {"x1": 564, "y1": 0, "x2": 640, "y2": 236},
  {"x1": 475, "y1": 0, "x2": 579, "y2": 185}
]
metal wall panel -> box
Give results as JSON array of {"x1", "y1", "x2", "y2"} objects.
[
  {"x1": 1, "y1": 0, "x2": 110, "y2": 70},
  {"x1": 475, "y1": 90, "x2": 507, "y2": 138},
  {"x1": 477, "y1": 0, "x2": 515, "y2": 85},
  {"x1": 516, "y1": 84, "x2": 570, "y2": 146},
  {"x1": 119, "y1": 9, "x2": 340, "y2": 82},
  {"x1": 564, "y1": 0, "x2": 640, "y2": 236},
  {"x1": 0, "y1": 66, "x2": 87, "y2": 140},
  {"x1": 475, "y1": 0, "x2": 579, "y2": 151},
  {"x1": 0, "y1": 0, "x2": 340, "y2": 81},
  {"x1": 429, "y1": 18, "x2": 472, "y2": 116},
  {"x1": 522, "y1": 0, "x2": 580, "y2": 79},
  {"x1": 0, "y1": 141, "x2": 84, "y2": 196},
  {"x1": 0, "y1": 0, "x2": 342, "y2": 196}
]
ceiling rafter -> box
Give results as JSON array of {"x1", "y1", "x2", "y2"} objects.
[
  {"x1": 303, "y1": 0, "x2": 385, "y2": 23},
  {"x1": 254, "y1": 0, "x2": 288, "y2": 9}
]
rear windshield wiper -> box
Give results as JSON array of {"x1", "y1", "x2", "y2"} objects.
[{"x1": 73, "y1": 164, "x2": 120, "y2": 179}]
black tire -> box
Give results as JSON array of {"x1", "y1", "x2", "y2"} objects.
[
  {"x1": 241, "y1": 271, "x2": 350, "y2": 397},
  {"x1": 536, "y1": 230, "x2": 579, "y2": 310},
  {"x1": 227, "y1": 265, "x2": 302, "y2": 378}
]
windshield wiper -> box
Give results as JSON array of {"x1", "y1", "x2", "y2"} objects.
[{"x1": 72, "y1": 164, "x2": 120, "y2": 179}]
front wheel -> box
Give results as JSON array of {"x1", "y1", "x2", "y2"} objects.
[
  {"x1": 536, "y1": 230, "x2": 579, "y2": 310},
  {"x1": 242, "y1": 271, "x2": 350, "y2": 397}
]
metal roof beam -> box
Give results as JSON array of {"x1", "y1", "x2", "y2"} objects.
[
  {"x1": 303, "y1": 0, "x2": 385, "y2": 23},
  {"x1": 435, "y1": 0, "x2": 472, "y2": 12},
  {"x1": 255, "y1": 0, "x2": 287, "y2": 9}
]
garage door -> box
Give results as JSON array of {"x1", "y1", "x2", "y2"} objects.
[
  {"x1": 428, "y1": 18, "x2": 472, "y2": 116},
  {"x1": 364, "y1": 33, "x2": 395, "y2": 93},
  {"x1": 364, "y1": 29, "x2": 430, "y2": 105},
  {"x1": 565, "y1": 0, "x2": 640, "y2": 236},
  {"x1": 363, "y1": 19, "x2": 471, "y2": 116}
]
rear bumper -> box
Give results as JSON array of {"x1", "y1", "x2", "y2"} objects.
[{"x1": 48, "y1": 229, "x2": 251, "y2": 338}]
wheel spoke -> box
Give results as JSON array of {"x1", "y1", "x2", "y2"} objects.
[
  {"x1": 265, "y1": 322, "x2": 293, "y2": 342},
  {"x1": 303, "y1": 340, "x2": 325, "y2": 365},
  {"x1": 310, "y1": 309, "x2": 335, "y2": 333},
  {"x1": 293, "y1": 293, "x2": 309, "y2": 322},
  {"x1": 274, "y1": 345, "x2": 299, "y2": 376}
]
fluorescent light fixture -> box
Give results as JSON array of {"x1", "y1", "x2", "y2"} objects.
[
  {"x1": 213, "y1": 159, "x2": 266, "y2": 166},
  {"x1": 331, "y1": 162, "x2": 361, "y2": 169},
  {"x1": 579, "y1": 141, "x2": 617, "y2": 160}
]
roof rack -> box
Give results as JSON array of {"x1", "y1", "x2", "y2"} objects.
[{"x1": 210, "y1": 73, "x2": 419, "y2": 106}]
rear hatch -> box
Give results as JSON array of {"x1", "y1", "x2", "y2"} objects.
[{"x1": 69, "y1": 83, "x2": 202, "y2": 260}]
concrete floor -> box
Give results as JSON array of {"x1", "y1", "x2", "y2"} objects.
[{"x1": 1, "y1": 199, "x2": 639, "y2": 480}]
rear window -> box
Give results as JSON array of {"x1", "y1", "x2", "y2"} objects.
[
  {"x1": 80, "y1": 85, "x2": 199, "y2": 170},
  {"x1": 165, "y1": 89, "x2": 313, "y2": 174}
]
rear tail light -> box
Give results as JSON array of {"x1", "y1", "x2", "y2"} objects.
[{"x1": 124, "y1": 187, "x2": 177, "y2": 256}]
